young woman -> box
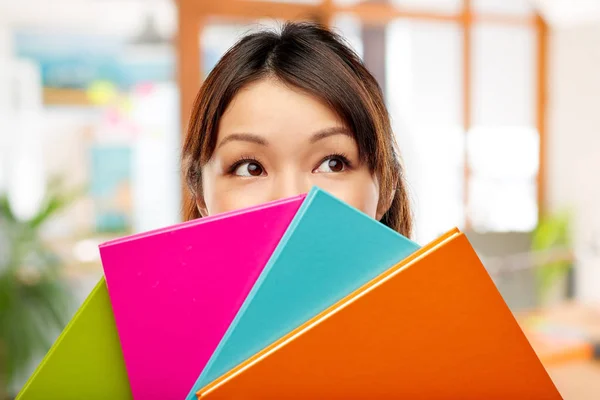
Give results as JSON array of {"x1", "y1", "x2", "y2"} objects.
[{"x1": 182, "y1": 21, "x2": 413, "y2": 238}]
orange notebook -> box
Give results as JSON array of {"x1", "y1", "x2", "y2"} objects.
[{"x1": 196, "y1": 228, "x2": 562, "y2": 399}]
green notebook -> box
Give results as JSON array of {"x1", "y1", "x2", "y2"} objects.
[{"x1": 16, "y1": 277, "x2": 132, "y2": 400}]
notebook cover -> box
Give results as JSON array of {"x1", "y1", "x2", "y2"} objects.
[
  {"x1": 197, "y1": 229, "x2": 562, "y2": 400},
  {"x1": 98, "y1": 194, "x2": 304, "y2": 400},
  {"x1": 188, "y1": 187, "x2": 420, "y2": 398},
  {"x1": 16, "y1": 278, "x2": 132, "y2": 400}
]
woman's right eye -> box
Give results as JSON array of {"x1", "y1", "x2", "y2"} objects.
[{"x1": 233, "y1": 161, "x2": 265, "y2": 177}]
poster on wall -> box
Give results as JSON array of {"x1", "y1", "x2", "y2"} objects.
[
  {"x1": 13, "y1": 31, "x2": 173, "y2": 106},
  {"x1": 10, "y1": 29, "x2": 181, "y2": 237},
  {"x1": 89, "y1": 145, "x2": 133, "y2": 234}
]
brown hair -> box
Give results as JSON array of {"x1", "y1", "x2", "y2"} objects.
[{"x1": 182, "y1": 21, "x2": 413, "y2": 238}]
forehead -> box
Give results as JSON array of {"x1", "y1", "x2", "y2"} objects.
[{"x1": 218, "y1": 78, "x2": 345, "y2": 141}]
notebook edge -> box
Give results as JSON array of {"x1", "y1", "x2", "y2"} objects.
[
  {"x1": 184, "y1": 188, "x2": 321, "y2": 399},
  {"x1": 99, "y1": 193, "x2": 307, "y2": 248}
]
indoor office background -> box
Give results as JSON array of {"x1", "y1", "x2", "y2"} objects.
[{"x1": 0, "y1": 0, "x2": 599, "y2": 398}]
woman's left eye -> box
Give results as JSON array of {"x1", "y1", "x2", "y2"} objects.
[{"x1": 314, "y1": 157, "x2": 347, "y2": 173}]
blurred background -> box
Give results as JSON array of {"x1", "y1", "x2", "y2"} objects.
[{"x1": 0, "y1": 0, "x2": 599, "y2": 398}]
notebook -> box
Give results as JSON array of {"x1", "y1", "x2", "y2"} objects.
[
  {"x1": 196, "y1": 229, "x2": 562, "y2": 400},
  {"x1": 16, "y1": 278, "x2": 132, "y2": 400},
  {"x1": 99, "y1": 195, "x2": 304, "y2": 400},
  {"x1": 188, "y1": 187, "x2": 420, "y2": 398}
]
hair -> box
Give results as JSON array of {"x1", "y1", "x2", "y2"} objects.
[{"x1": 182, "y1": 21, "x2": 413, "y2": 238}]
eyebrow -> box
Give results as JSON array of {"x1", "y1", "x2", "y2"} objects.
[
  {"x1": 217, "y1": 126, "x2": 353, "y2": 149},
  {"x1": 309, "y1": 127, "x2": 353, "y2": 143},
  {"x1": 217, "y1": 133, "x2": 268, "y2": 149}
]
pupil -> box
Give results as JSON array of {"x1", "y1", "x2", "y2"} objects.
[
  {"x1": 328, "y1": 159, "x2": 342, "y2": 172},
  {"x1": 248, "y1": 163, "x2": 261, "y2": 176}
]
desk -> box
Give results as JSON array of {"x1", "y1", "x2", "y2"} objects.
[
  {"x1": 517, "y1": 302, "x2": 600, "y2": 399},
  {"x1": 547, "y1": 361, "x2": 600, "y2": 400},
  {"x1": 519, "y1": 302, "x2": 599, "y2": 363}
]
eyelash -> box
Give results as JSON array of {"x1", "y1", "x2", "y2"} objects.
[
  {"x1": 227, "y1": 155, "x2": 261, "y2": 175},
  {"x1": 316, "y1": 153, "x2": 352, "y2": 170},
  {"x1": 226, "y1": 153, "x2": 353, "y2": 175}
]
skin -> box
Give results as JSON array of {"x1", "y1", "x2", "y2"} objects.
[{"x1": 199, "y1": 77, "x2": 383, "y2": 220}]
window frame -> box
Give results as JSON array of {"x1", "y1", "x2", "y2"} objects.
[{"x1": 176, "y1": 0, "x2": 548, "y2": 232}]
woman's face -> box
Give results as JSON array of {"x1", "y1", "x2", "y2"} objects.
[{"x1": 200, "y1": 78, "x2": 381, "y2": 219}]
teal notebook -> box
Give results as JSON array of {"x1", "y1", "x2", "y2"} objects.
[{"x1": 186, "y1": 187, "x2": 420, "y2": 398}]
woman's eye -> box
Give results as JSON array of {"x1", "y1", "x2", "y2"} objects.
[
  {"x1": 234, "y1": 161, "x2": 264, "y2": 177},
  {"x1": 314, "y1": 157, "x2": 346, "y2": 173}
]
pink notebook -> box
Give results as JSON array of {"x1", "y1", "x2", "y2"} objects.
[{"x1": 98, "y1": 195, "x2": 305, "y2": 400}]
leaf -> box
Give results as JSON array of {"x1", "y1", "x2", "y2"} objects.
[
  {"x1": 23, "y1": 278, "x2": 71, "y2": 330},
  {"x1": 29, "y1": 191, "x2": 78, "y2": 229},
  {"x1": 28, "y1": 174, "x2": 86, "y2": 229},
  {"x1": 532, "y1": 208, "x2": 574, "y2": 303},
  {"x1": 0, "y1": 195, "x2": 16, "y2": 223},
  {"x1": 0, "y1": 272, "x2": 71, "y2": 382},
  {"x1": 0, "y1": 173, "x2": 79, "y2": 388}
]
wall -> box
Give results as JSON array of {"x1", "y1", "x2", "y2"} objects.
[
  {"x1": 0, "y1": 0, "x2": 175, "y2": 38},
  {"x1": 0, "y1": 27, "x2": 12, "y2": 193},
  {"x1": 547, "y1": 21, "x2": 600, "y2": 302}
]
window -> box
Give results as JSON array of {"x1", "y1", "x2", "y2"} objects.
[
  {"x1": 386, "y1": 20, "x2": 464, "y2": 243},
  {"x1": 469, "y1": 23, "x2": 538, "y2": 232},
  {"x1": 184, "y1": 0, "x2": 545, "y2": 240}
]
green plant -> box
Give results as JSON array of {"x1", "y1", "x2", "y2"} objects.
[
  {"x1": 0, "y1": 177, "x2": 80, "y2": 397},
  {"x1": 532, "y1": 209, "x2": 573, "y2": 304}
]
